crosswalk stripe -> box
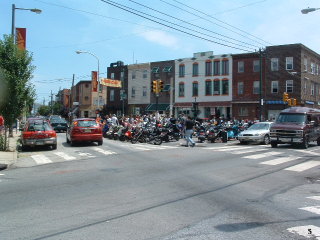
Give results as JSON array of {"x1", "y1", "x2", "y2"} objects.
[
  {"x1": 230, "y1": 148, "x2": 267, "y2": 154},
  {"x1": 260, "y1": 156, "x2": 300, "y2": 165},
  {"x1": 284, "y1": 160, "x2": 320, "y2": 172},
  {"x1": 54, "y1": 152, "x2": 76, "y2": 160},
  {"x1": 307, "y1": 196, "x2": 320, "y2": 201},
  {"x1": 299, "y1": 206, "x2": 320, "y2": 215},
  {"x1": 31, "y1": 154, "x2": 52, "y2": 164},
  {"x1": 243, "y1": 151, "x2": 282, "y2": 159},
  {"x1": 287, "y1": 225, "x2": 320, "y2": 239},
  {"x1": 77, "y1": 152, "x2": 95, "y2": 158},
  {"x1": 295, "y1": 150, "x2": 319, "y2": 156},
  {"x1": 0, "y1": 173, "x2": 4, "y2": 176},
  {"x1": 206, "y1": 146, "x2": 253, "y2": 151},
  {"x1": 92, "y1": 147, "x2": 116, "y2": 155}
]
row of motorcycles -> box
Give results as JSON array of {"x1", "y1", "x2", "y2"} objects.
[
  {"x1": 102, "y1": 122, "x2": 181, "y2": 145},
  {"x1": 195, "y1": 122, "x2": 247, "y2": 143}
]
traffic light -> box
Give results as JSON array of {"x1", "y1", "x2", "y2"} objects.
[
  {"x1": 287, "y1": 98, "x2": 292, "y2": 106},
  {"x1": 292, "y1": 98, "x2": 297, "y2": 106},
  {"x1": 283, "y1": 92, "x2": 289, "y2": 102},
  {"x1": 152, "y1": 80, "x2": 159, "y2": 93},
  {"x1": 159, "y1": 80, "x2": 164, "y2": 92}
]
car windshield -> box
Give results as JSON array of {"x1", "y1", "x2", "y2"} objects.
[
  {"x1": 276, "y1": 114, "x2": 306, "y2": 124},
  {"x1": 74, "y1": 120, "x2": 98, "y2": 127},
  {"x1": 248, "y1": 123, "x2": 270, "y2": 130},
  {"x1": 27, "y1": 121, "x2": 53, "y2": 131}
]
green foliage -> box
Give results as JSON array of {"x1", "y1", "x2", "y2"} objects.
[
  {"x1": 0, "y1": 35, "x2": 36, "y2": 128},
  {"x1": 38, "y1": 105, "x2": 51, "y2": 116},
  {"x1": 0, "y1": 134, "x2": 4, "y2": 151}
]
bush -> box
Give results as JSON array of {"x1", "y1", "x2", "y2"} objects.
[{"x1": 0, "y1": 134, "x2": 4, "y2": 151}]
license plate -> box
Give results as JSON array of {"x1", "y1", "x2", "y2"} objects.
[
  {"x1": 84, "y1": 129, "x2": 91, "y2": 133},
  {"x1": 36, "y1": 141, "x2": 44, "y2": 145}
]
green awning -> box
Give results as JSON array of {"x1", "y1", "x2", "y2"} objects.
[{"x1": 145, "y1": 103, "x2": 170, "y2": 111}]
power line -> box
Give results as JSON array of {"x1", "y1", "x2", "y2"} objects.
[
  {"x1": 100, "y1": 0, "x2": 253, "y2": 52},
  {"x1": 127, "y1": 0, "x2": 259, "y2": 49},
  {"x1": 161, "y1": 0, "x2": 272, "y2": 46}
]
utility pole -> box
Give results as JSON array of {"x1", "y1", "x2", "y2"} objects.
[
  {"x1": 169, "y1": 76, "x2": 174, "y2": 117},
  {"x1": 69, "y1": 74, "x2": 75, "y2": 122},
  {"x1": 50, "y1": 90, "x2": 53, "y2": 115},
  {"x1": 259, "y1": 48, "x2": 264, "y2": 122}
]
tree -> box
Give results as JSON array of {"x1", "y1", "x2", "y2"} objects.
[
  {"x1": 0, "y1": 35, "x2": 36, "y2": 150},
  {"x1": 37, "y1": 105, "x2": 51, "y2": 116}
]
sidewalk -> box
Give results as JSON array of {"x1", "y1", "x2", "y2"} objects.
[{"x1": 0, "y1": 131, "x2": 20, "y2": 171}]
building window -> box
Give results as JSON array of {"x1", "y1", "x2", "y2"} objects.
[
  {"x1": 192, "y1": 82, "x2": 198, "y2": 96},
  {"x1": 286, "y1": 80, "x2": 293, "y2": 93},
  {"x1": 286, "y1": 57, "x2": 293, "y2": 70},
  {"x1": 311, "y1": 84, "x2": 315, "y2": 95},
  {"x1": 179, "y1": 82, "x2": 184, "y2": 97},
  {"x1": 239, "y1": 107, "x2": 248, "y2": 116},
  {"x1": 221, "y1": 60, "x2": 229, "y2": 75},
  {"x1": 222, "y1": 79, "x2": 229, "y2": 95},
  {"x1": 317, "y1": 65, "x2": 319, "y2": 75},
  {"x1": 163, "y1": 66, "x2": 172, "y2": 73},
  {"x1": 142, "y1": 86, "x2": 147, "y2": 97},
  {"x1": 143, "y1": 70, "x2": 147, "y2": 78},
  {"x1": 111, "y1": 73, "x2": 115, "y2": 80},
  {"x1": 205, "y1": 80, "x2": 212, "y2": 95},
  {"x1": 131, "y1": 87, "x2": 135, "y2": 98},
  {"x1": 85, "y1": 84, "x2": 89, "y2": 88},
  {"x1": 253, "y1": 60, "x2": 260, "y2": 72},
  {"x1": 110, "y1": 89, "x2": 114, "y2": 101},
  {"x1": 193, "y1": 63, "x2": 199, "y2": 76},
  {"x1": 120, "y1": 71, "x2": 124, "y2": 81},
  {"x1": 311, "y1": 62, "x2": 315, "y2": 74},
  {"x1": 213, "y1": 61, "x2": 220, "y2": 75},
  {"x1": 205, "y1": 61, "x2": 212, "y2": 76},
  {"x1": 179, "y1": 64, "x2": 185, "y2": 77},
  {"x1": 84, "y1": 96, "x2": 89, "y2": 101},
  {"x1": 132, "y1": 71, "x2": 136, "y2": 80},
  {"x1": 151, "y1": 67, "x2": 160, "y2": 73},
  {"x1": 213, "y1": 80, "x2": 220, "y2": 95},
  {"x1": 304, "y1": 58, "x2": 308, "y2": 72},
  {"x1": 271, "y1": 58, "x2": 279, "y2": 71},
  {"x1": 253, "y1": 81, "x2": 260, "y2": 94},
  {"x1": 271, "y1": 81, "x2": 278, "y2": 93},
  {"x1": 238, "y1": 61, "x2": 244, "y2": 73},
  {"x1": 238, "y1": 82, "x2": 244, "y2": 95}
]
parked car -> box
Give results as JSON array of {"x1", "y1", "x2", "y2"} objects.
[
  {"x1": 50, "y1": 118, "x2": 68, "y2": 132},
  {"x1": 21, "y1": 118, "x2": 57, "y2": 150},
  {"x1": 66, "y1": 118, "x2": 103, "y2": 146},
  {"x1": 48, "y1": 115, "x2": 62, "y2": 123},
  {"x1": 237, "y1": 122, "x2": 273, "y2": 145},
  {"x1": 270, "y1": 107, "x2": 320, "y2": 149}
]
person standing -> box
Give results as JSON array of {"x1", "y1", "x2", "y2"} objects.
[{"x1": 185, "y1": 116, "x2": 195, "y2": 147}]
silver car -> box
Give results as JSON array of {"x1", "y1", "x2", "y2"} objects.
[{"x1": 238, "y1": 122, "x2": 273, "y2": 145}]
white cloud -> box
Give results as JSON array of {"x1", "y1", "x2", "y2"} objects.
[{"x1": 139, "y1": 29, "x2": 180, "y2": 50}]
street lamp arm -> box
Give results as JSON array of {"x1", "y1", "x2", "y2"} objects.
[
  {"x1": 301, "y1": 7, "x2": 320, "y2": 14},
  {"x1": 14, "y1": 7, "x2": 42, "y2": 14}
]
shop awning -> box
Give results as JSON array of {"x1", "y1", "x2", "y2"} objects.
[
  {"x1": 145, "y1": 103, "x2": 170, "y2": 111},
  {"x1": 266, "y1": 100, "x2": 285, "y2": 104}
]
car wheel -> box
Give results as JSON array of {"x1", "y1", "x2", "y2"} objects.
[
  {"x1": 98, "y1": 140, "x2": 103, "y2": 146},
  {"x1": 21, "y1": 145, "x2": 28, "y2": 151},
  {"x1": 239, "y1": 140, "x2": 247, "y2": 145},
  {"x1": 70, "y1": 140, "x2": 75, "y2": 146},
  {"x1": 52, "y1": 144, "x2": 57, "y2": 150},
  {"x1": 263, "y1": 135, "x2": 270, "y2": 145},
  {"x1": 271, "y1": 142, "x2": 277, "y2": 148}
]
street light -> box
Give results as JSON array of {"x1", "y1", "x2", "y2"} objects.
[
  {"x1": 301, "y1": 7, "x2": 320, "y2": 14},
  {"x1": 11, "y1": 4, "x2": 42, "y2": 37},
  {"x1": 76, "y1": 50, "x2": 101, "y2": 114}
]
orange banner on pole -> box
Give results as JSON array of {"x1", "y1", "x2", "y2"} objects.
[
  {"x1": 100, "y1": 78, "x2": 122, "y2": 88},
  {"x1": 92, "y1": 71, "x2": 98, "y2": 92},
  {"x1": 16, "y1": 28, "x2": 26, "y2": 50}
]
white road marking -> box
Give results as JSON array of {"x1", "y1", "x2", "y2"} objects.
[
  {"x1": 54, "y1": 152, "x2": 76, "y2": 160},
  {"x1": 230, "y1": 148, "x2": 267, "y2": 154},
  {"x1": 295, "y1": 150, "x2": 319, "y2": 156},
  {"x1": 77, "y1": 152, "x2": 95, "y2": 158},
  {"x1": 284, "y1": 161, "x2": 320, "y2": 172},
  {"x1": 92, "y1": 147, "x2": 116, "y2": 155},
  {"x1": 31, "y1": 154, "x2": 52, "y2": 164},
  {"x1": 260, "y1": 156, "x2": 300, "y2": 165},
  {"x1": 207, "y1": 146, "x2": 254, "y2": 151},
  {"x1": 299, "y1": 206, "x2": 320, "y2": 215},
  {"x1": 0, "y1": 173, "x2": 4, "y2": 176},
  {"x1": 287, "y1": 225, "x2": 320, "y2": 239},
  {"x1": 244, "y1": 151, "x2": 282, "y2": 159},
  {"x1": 307, "y1": 196, "x2": 320, "y2": 201}
]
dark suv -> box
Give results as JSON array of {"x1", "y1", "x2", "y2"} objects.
[
  {"x1": 270, "y1": 107, "x2": 320, "y2": 148},
  {"x1": 50, "y1": 118, "x2": 68, "y2": 132}
]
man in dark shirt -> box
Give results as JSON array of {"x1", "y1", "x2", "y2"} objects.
[{"x1": 185, "y1": 116, "x2": 195, "y2": 147}]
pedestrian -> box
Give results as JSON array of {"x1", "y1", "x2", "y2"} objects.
[{"x1": 185, "y1": 116, "x2": 195, "y2": 147}]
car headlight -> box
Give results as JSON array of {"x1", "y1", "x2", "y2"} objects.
[{"x1": 254, "y1": 133, "x2": 263, "y2": 136}]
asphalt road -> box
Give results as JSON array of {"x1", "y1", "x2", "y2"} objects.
[{"x1": 0, "y1": 133, "x2": 319, "y2": 240}]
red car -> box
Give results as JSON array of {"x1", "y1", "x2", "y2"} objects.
[
  {"x1": 21, "y1": 118, "x2": 57, "y2": 151},
  {"x1": 66, "y1": 118, "x2": 103, "y2": 146}
]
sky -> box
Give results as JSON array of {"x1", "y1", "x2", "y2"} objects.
[{"x1": 1, "y1": 0, "x2": 319, "y2": 105}]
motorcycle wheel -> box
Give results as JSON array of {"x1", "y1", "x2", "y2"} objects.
[
  {"x1": 119, "y1": 135, "x2": 125, "y2": 141},
  {"x1": 153, "y1": 137, "x2": 162, "y2": 145},
  {"x1": 131, "y1": 137, "x2": 138, "y2": 144}
]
